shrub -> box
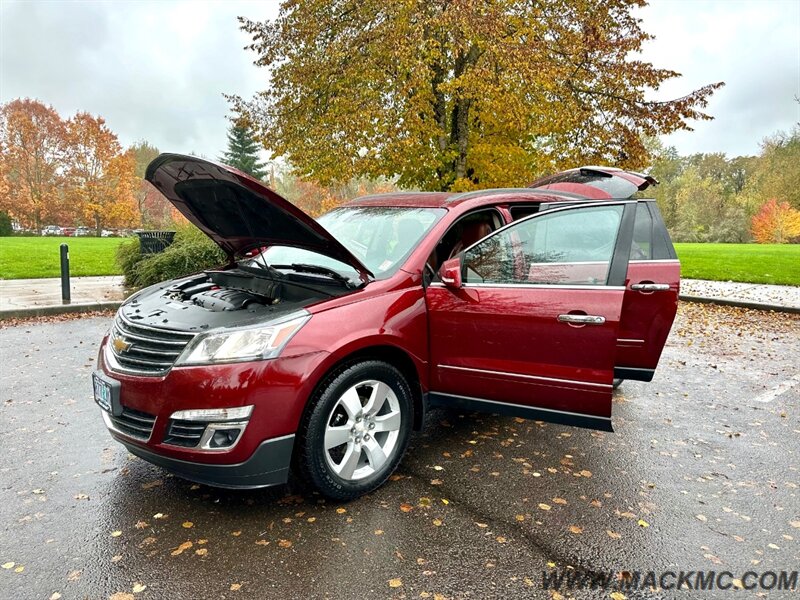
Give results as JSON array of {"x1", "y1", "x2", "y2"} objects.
[
  {"x1": 0, "y1": 211, "x2": 12, "y2": 236},
  {"x1": 117, "y1": 225, "x2": 227, "y2": 288}
]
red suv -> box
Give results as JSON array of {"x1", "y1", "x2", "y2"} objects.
[{"x1": 93, "y1": 156, "x2": 679, "y2": 500}]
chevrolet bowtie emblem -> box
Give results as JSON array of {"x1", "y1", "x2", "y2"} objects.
[{"x1": 113, "y1": 337, "x2": 132, "y2": 353}]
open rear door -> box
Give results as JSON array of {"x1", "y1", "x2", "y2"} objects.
[{"x1": 616, "y1": 201, "x2": 680, "y2": 381}]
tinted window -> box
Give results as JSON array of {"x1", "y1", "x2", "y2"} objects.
[{"x1": 463, "y1": 205, "x2": 623, "y2": 286}]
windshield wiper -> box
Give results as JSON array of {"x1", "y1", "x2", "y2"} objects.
[{"x1": 271, "y1": 263, "x2": 357, "y2": 287}]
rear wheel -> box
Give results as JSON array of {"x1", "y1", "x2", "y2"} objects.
[{"x1": 296, "y1": 360, "x2": 413, "y2": 500}]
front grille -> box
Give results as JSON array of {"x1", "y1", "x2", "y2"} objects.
[
  {"x1": 164, "y1": 419, "x2": 207, "y2": 447},
  {"x1": 109, "y1": 314, "x2": 195, "y2": 375},
  {"x1": 109, "y1": 407, "x2": 156, "y2": 440}
]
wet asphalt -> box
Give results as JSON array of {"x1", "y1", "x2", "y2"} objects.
[{"x1": 0, "y1": 304, "x2": 798, "y2": 600}]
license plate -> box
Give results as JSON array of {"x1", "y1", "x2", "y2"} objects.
[{"x1": 93, "y1": 373, "x2": 113, "y2": 412}]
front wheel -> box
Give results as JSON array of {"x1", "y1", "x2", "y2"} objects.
[{"x1": 296, "y1": 361, "x2": 413, "y2": 501}]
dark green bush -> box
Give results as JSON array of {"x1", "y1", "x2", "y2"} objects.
[
  {"x1": 0, "y1": 211, "x2": 12, "y2": 236},
  {"x1": 117, "y1": 226, "x2": 226, "y2": 288}
]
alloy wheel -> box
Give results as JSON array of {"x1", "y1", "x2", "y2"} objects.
[{"x1": 323, "y1": 379, "x2": 402, "y2": 481}]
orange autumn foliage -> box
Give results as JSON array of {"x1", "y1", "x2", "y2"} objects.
[{"x1": 750, "y1": 199, "x2": 800, "y2": 244}]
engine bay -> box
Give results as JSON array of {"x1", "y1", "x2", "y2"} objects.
[{"x1": 163, "y1": 268, "x2": 342, "y2": 313}]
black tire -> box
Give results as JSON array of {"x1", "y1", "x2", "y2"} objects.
[
  {"x1": 612, "y1": 378, "x2": 623, "y2": 390},
  {"x1": 295, "y1": 360, "x2": 413, "y2": 501}
]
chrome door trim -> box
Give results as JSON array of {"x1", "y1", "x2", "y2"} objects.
[{"x1": 438, "y1": 364, "x2": 612, "y2": 390}]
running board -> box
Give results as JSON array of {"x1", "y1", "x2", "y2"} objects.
[{"x1": 427, "y1": 392, "x2": 613, "y2": 432}]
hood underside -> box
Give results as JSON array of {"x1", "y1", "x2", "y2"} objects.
[{"x1": 145, "y1": 154, "x2": 372, "y2": 280}]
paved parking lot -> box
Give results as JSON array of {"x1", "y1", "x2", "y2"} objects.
[{"x1": 1, "y1": 304, "x2": 798, "y2": 599}]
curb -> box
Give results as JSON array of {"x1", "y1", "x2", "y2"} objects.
[
  {"x1": 679, "y1": 295, "x2": 800, "y2": 315},
  {"x1": 0, "y1": 301, "x2": 122, "y2": 320}
]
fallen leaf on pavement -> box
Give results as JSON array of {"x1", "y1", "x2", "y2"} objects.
[
  {"x1": 432, "y1": 519, "x2": 442, "y2": 527},
  {"x1": 606, "y1": 530, "x2": 621, "y2": 539},
  {"x1": 388, "y1": 578, "x2": 402, "y2": 588},
  {"x1": 278, "y1": 539, "x2": 292, "y2": 548},
  {"x1": 109, "y1": 594, "x2": 134, "y2": 600},
  {"x1": 132, "y1": 583, "x2": 147, "y2": 593},
  {"x1": 568, "y1": 525, "x2": 583, "y2": 534},
  {"x1": 195, "y1": 548, "x2": 208, "y2": 556},
  {"x1": 538, "y1": 503, "x2": 551, "y2": 511},
  {"x1": 230, "y1": 583, "x2": 242, "y2": 591},
  {"x1": 110, "y1": 531, "x2": 122, "y2": 537},
  {"x1": 637, "y1": 519, "x2": 650, "y2": 528},
  {"x1": 170, "y1": 541, "x2": 193, "y2": 556},
  {"x1": 400, "y1": 503, "x2": 413, "y2": 512},
  {"x1": 2, "y1": 562, "x2": 14, "y2": 569},
  {"x1": 552, "y1": 497, "x2": 567, "y2": 505},
  {"x1": 182, "y1": 521, "x2": 193, "y2": 529}
]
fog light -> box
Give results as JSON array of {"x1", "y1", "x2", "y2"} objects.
[
  {"x1": 193, "y1": 419, "x2": 250, "y2": 452},
  {"x1": 209, "y1": 428, "x2": 241, "y2": 449}
]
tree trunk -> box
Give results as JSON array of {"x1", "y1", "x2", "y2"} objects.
[
  {"x1": 447, "y1": 45, "x2": 480, "y2": 188},
  {"x1": 94, "y1": 212, "x2": 101, "y2": 237}
]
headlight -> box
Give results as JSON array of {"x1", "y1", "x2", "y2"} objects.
[{"x1": 177, "y1": 313, "x2": 310, "y2": 365}]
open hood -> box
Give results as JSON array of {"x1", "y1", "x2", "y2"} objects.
[
  {"x1": 145, "y1": 154, "x2": 372, "y2": 281},
  {"x1": 529, "y1": 166, "x2": 658, "y2": 199}
]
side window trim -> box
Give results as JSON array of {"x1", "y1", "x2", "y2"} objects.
[{"x1": 459, "y1": 201, "x2": 636, "y2": 288}]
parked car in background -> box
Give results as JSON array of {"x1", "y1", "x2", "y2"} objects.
[
  {"x1": 101, "y1": 229, "x2": 117, "y2": 237},
  {"x1": 42, "y1": 225, "x2": 62, "y2": 236},
  {"x1": 75, "y1": 226, "x2": 93, "y2": 236},
  {"x1": 61, "y1": 227, "x2": 76, "y2": 237},
  {"x1": 93, "y1": 155, "x2": 679, "y2": 500}
]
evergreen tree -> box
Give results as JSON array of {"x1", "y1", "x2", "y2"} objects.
[{"x1": 221, "y1": 123, "x2": 267, "y2": 180}]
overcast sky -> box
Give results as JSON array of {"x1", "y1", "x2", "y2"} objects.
[{"x1": 1, "y1": 0, "x2": 798, "y2": 161}]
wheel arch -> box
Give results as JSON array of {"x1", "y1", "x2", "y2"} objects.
[{"x1": 302, "y1": 344, "x2": 427, "y2": 432}]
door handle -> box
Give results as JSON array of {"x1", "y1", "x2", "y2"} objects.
[
  {"x1": 557, "y1": 314, "x2": 606, "y2": 325},
  {"x1": 630, "y1": 283, "x2": 670, "y2": 292}
]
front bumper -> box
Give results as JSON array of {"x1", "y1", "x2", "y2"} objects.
[{"x1": 113, "y1": 423, "x2": 295, "y2": 489}]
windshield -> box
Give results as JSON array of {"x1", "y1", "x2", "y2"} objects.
[{"x1": 249, "y1": 206, "x2": 446, "y2": 281}]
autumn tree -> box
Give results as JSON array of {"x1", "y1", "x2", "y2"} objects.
[
  {"x1": 229, "y1": 0, "x2": 722, "y2": 192},
  {"x1": 743, "y1": 127, "x2": 800, "y2": 211},
  {"x1": 64, "y1": 113, "x2": 139, "y2": 234},
  {"x1": 0, "y1": 98, "x2": 68, "y2": 231},
  {"x1": 221, "y1": 122, "x2": 268, "y2": 180},
  {"x1": 751, "y1": 199, "x2": 800, "y2": 244}
]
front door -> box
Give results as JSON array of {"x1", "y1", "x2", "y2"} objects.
[{"x1": 426, "y1": 202, "x2": 636, "y2": 431}]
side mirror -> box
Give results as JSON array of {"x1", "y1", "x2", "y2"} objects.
[{"x1": 438, "y1": 257, "x2": 463, "y2": 289}]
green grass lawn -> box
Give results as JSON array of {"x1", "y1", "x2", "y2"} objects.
[
  {"x1": 0, "y1": 236, "x2": 126, "y2": 279},
  {"x1": 674, "y1": 243, "x2": 800, "y2": 286},
  {"x1": 1, "y1": 237, "x2": 798, "y2": 285}
]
